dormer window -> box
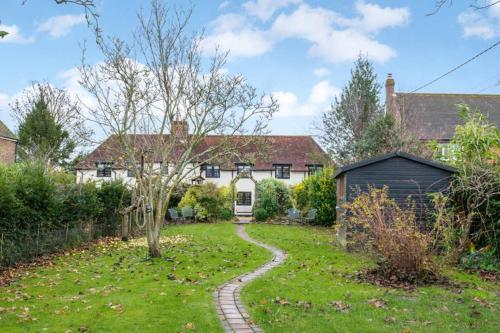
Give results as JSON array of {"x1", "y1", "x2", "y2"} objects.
[
  {"x1": 236, "y1": 164, "x2": 252, "y2": 177},
  {"x1": 96, "y1": 161, "x2": 113, "y2": 177},
  {"x1": 307, "y1": 164, "x2": 323, "y2": 176},
  {"x1": 274, "y1": 164, "x2": 291, "y2": 179},
  {"x1": 203, "y1": 164, "x2": 220, "y2": 178}
]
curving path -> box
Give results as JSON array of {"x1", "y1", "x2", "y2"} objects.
[{"x1": 214, "y1": 223, "x2": 287, "y2": 333}]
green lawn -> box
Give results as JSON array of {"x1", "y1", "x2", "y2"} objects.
[
  {"x1": 0, "y1": 223, "x2": 271, "y2": 333},
  {"x1": 243, "y1": 224, "x2": 500, "y2": 333}
]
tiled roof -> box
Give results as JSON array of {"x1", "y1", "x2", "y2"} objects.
[
  {"x1": 0, "y1": 120, "x2": 16, "y2": 140},
  {"x1": 395, "y1": 93, "x2": 500, "y2": 141},
  {"x1": 76, "y1": 134, "x2": 329, "y2": 171}
]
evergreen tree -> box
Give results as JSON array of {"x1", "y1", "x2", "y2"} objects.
[
  {"x1": 352, "y1": 113, "x2": 399, "y2": 159},
  {"x1": 353, "y1": 113, "x2": 427, "y2": 160},
  {"x1": 320, "y1": 55, "x2": 383, "y2": 163},
  {"x1": 17, "y1": 96, "x2": 76, "y2": 166}
]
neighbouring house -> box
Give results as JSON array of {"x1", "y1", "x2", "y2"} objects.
[
  {"x1": 334, "y1": 151, "x2": 455, "y2": 233},
  {"x1": 385, "y1": 73, "x2": 500, "y2": 156},
  {"x1": 0, "y1": 120, "x2": 17, "y2": 165},
  {"x1": 75, "y1": 123, "x2": 329, "y2": 216}
]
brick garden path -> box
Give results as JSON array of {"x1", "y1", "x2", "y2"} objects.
[{"x1": 214, "y1": 222, "x2": 287, "y2": 333}]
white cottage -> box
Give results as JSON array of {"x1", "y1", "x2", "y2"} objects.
[{"x1": 75, "y1": 123, "x2": 328, "y2": 216}]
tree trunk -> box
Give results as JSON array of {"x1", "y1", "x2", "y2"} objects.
[
  {"x1": 121, "y1": 214, "x2": 129, "y2": 242},
  {"x1": 146, "y1": 213, "x2": 162, "y2": 258}
]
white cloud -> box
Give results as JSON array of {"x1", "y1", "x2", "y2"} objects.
[
  {"x1": 37, "y1": 14, "x2": 86, "y2": 38},
  {"x1": 219, "y1": 1, "x2": 230, "y2": 11},
  {"x1": 203, "y1": 1, "x2": 409, "y2": 63},
  {"x1": 243, "y1": 0, "x2": 302, "y2": 21},
  {"x1": 271, "y1": 3, "x2": 402, "y2": 63},
  {"x1": 57, "y1": 67, "x2": 96, "y2": 108},
  {"x1": 458, "y1": 5, "x2": 500, "y2": 40},
  {"x1": 353, "y1": 1, "x2": 410, "y2": 33},
  {"x1": 0, "y1": 24, "x2": 35, "y2": 44},
  {"x1": 459, "y1": 11, "x2": 497, "y2": 39},
  {"x1": 273, "y1": 80, "x2": 339, "y2": 117},
  {"x1": 201, "y1": 14, "x2": 274, "y2": 58},
  {"x1": 313, "y1": 67, "x2": 330, "y2": 77}
]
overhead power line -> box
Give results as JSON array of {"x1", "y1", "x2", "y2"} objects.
[{"x1": 410, "y1": 40, "x2": 500, "y2": 93}]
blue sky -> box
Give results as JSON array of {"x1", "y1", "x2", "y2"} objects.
[{"x1": 1, "y1": 0, "x2": 499, "y2": 140}]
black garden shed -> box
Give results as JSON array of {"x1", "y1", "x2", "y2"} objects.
[{"x1": 334, "y1": 151, "x2": 455, "y2": 226}]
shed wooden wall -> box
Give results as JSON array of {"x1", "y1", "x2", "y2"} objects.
[{"x1": 345, "y1": 156, "x2": 453, "y2": 225}]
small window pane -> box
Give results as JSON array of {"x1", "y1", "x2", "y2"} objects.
[
  {"x1": 96, "y1": 162, "x2": 112, "y2": 177},
  {"x1": 205, "y1": 164, "x2": 220, "y2": 178},
  {"x1": 307, "y1": 165, "x2": 323, "y2": 176},
  {"x1": 237, "y1": 192, "x2": 252, "y2": 206},
  {"x1": 161, "y1": 163, "x2": 168, "y2": 175},
  {"x1": 237, "y1": 164, "x2": 252, "y2": 177},
  {"x1": 275, "y1": 164, "x2": 290, "y2": 179},
  {"x1": 127, "y1": 164, "x2": 141, "y2": 177}
]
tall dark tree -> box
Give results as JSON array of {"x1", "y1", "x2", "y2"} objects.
[
  {"x1": 320, "y1": 55, "x2": 383, "y2": 163},
  {"x1": 351, "y1": 113, "x2": 426, "y2": 160},
  {"x1": 11, "y1": 82, "x2": 93, "y2": 147},
  {"x1": 17, "y1": 96, "x2": 76, "y2": 166}
]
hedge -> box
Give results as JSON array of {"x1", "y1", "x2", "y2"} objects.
[{"x1": 0, "y1": 163, "x2": 131, "y2": 268}]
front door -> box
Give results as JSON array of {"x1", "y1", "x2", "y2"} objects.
[{"x1": 235, "y1": 191, "x2": 252, "y2": 215}]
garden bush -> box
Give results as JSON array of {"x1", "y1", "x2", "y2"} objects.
[
  {"x1": 0, "y1": 163, "x2": 131, "y2": 268},
  {"x1": 219, "y1": 208, "x2": 233, "y2": 221},
  {"x1": 293, "y1": 167, "x2": 336, "y2": 226},
  {"x1": 431, "y1": 105, "x2": 500, "y2": 266},
  {"x1": 178, "y1": 182, "x2": 233, "y2": 221},
  {"x1": 254, "y1": 179, "x2": 291, "y2": 218},
  {"x1": 97, "y1": 181, "x2": 132, "y2": 235},
  {"x1": 346, "y1": 186, "x2": 435, "y2": 282},
  {"x1": 254, "y1": 208, "x2": 269, "y2": 222}
]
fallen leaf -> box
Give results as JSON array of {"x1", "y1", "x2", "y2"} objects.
[
  {"x1": 473, "y1": 297, "x2": 492, "y2": 308},
  {"x1": 274, "y1": 297, "x2": 289, "y2": 305},
  {"x1": 331, "y1": 301, "x2": 350, "y2": 313},
  {"x1": 368, "y1": 298, "x2": 386, "y2": 308},
  {"x1": 296, "y1": 301, "x2": 312, "y2": 309},
  {"x1": 384, "y1": 316, "x2": 396, "y2": 323}
]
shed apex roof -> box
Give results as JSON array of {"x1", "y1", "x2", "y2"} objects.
[{"x1": 333, "y1": 151, "x2": 456, "y2": 178}]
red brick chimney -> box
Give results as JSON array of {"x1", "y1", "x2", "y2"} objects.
[
  {"x1": 385, "y1": 73, "x2": 395, "y2": 117},
  {"x1": 171, "y1": 120, "x2": 188, "y2": 141}
]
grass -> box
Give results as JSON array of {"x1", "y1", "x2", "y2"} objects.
[
  {"x1": 0, "y1": 223, "x2": 272, "y2": 333},
  {"x1": 242, "y1": 224, "x2": 500, "y2": 333}
]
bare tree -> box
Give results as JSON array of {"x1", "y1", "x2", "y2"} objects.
[
  {"x1": 1, "y1": 1, "x2": 100, "y2": 38},
  {"x1": 428, "y1": 0, "x2": 500, "y2": 15},
  {"x1": 80, "y1": 0, "x2": 278, "y2": 257},
  {"x1": 11, "y1": 82, "x2": 93, "y2": 147}
]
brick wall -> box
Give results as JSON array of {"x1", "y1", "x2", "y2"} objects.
[{"x1": 0, "y1": 138, "x2": 16, "y2": 165}]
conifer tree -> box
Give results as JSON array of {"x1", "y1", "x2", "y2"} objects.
[
  {"x1": 320, "y1": 55, "x2": 383, "y2": 163},
  {"x1": 17, "y1": 96, "x2": 76, "y2": 166}
]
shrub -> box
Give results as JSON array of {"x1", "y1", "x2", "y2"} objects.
[
  {"x1": 167, "y1": 183, "x2": 190, "y2": 208},
  {"x1": 178, "y1": 182, "x2": 233, "y2": 222},
  {"x1": 0, "y1": 163, "x2": 131, "y2": 268},
  {"x1": 431, "y1": 105, "x2": 500, "y2": 264},
  {"x1": 292, "y1": 167, "x2": 336, "y2": 226},
  {"x1": 254, "y1": 179, "x2": 291, "y2": 218},
  {"x1": 254, "y1": 208, "x2": 268, "y2": 222},
  {"x1": 346, "y1": 186, "x2": 435, "y2": 282},
  {"x1": 219, "y1": 208, "x2": 233, "y2": 221},
  {"x1": 97, "y1": 181, "x2": 131, "y2": 235}
]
